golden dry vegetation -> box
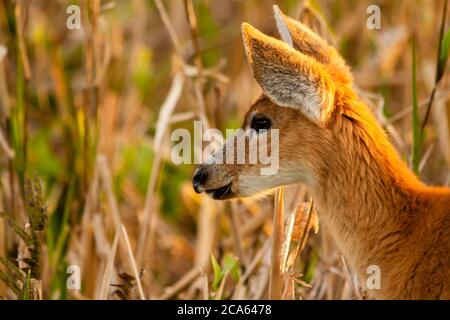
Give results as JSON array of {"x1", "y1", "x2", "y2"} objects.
[{"x1": 0, "y1": 0, "x2": 448, "y2": 300}]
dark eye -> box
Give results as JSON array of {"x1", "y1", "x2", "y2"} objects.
[{"x1": 250, "y1": 114, "x2": 271, "y2": 132}]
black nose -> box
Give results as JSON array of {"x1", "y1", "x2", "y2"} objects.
[{"x1": 193, "y1": 168, "x2": 208, "y2": 193}]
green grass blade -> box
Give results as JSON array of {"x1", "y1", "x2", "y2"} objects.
[
  {"x1": 18, "y1": 271, "x2": 31, "y2": 300},
  {"x1": 0, "y1": 269, "x2": 21, "y2": 295},
  {"x1": 411, "y1": 36, "x2": 421, "y2": 175},
  {"x1": 438, "y1": 29, "x2": 450, "y2": 81},
  {"x1": 210, "y1": 253, "x2": 221, "y2": 291},
  {"x1": 436, "y1": 0, "x2": 449, "y2": 82}
]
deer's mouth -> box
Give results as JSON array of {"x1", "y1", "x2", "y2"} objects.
[
  {"x1": 205, "y1": 183, "x2": 233, "y2": 200},
  {"x1": 192, "y1": 167, "x2": 233, "y2": 200}
]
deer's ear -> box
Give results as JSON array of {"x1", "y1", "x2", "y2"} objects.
[
  {"x1": 273, "y1": 5, "x2": 351, "y2": 84},
  {"x1": 241, "y1": 22, "x2": 335, "y2": 124}
]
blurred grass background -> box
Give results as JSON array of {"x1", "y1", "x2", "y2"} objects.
[{"x1": 0, "y1": 0, "x2": 448, "y2": 300}]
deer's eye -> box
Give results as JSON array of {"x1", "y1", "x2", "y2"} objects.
[{"x1": 250, "y1": 115, "x2": 271, "y2": 132}]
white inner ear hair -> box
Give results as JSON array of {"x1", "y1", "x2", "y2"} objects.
[
  {"x1": 260, "y1": 69, "x2": 322, "y2": 121},
  {"x1": 273, "y1": 5, "x2": 293, "y2": 48}
]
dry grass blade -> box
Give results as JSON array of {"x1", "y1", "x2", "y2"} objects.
[
  {"x1": 269, "y1": 188, "x2": 285, "y2": 299},
  {"x1": 389, "y1": 90, "x2": 450, "y2": 123},
  {"x1": 281, "y1": 206, "x2": 297, "y2": 274},
  {"x1": 360, "y1": 89, "x2": 406, "y2": 152},
  {"x1": 137, "y1": 72, "x2": 184, "y2": 265},
  {"x1": 419, "y1": 143, "x2": 434, "y2": 173},
  {"x1": 241, "y1": 238, "x2": 270, "y2": 283},
  {"x1": 281, "y1": 275, "x2": 295, "y2": 300},
  {"x1": 194, "y1": 196, "x2": 216, "y2": 269},
  {"x1": 200, "y1": 270, "x2": 209, "y2": 300},
  {"x1": 159, "y1": 268, "x2": 202, "y2": 300},
  {"x1": 14, "y1": 4, "x2": 31, "y2": 80},
  {"x1": 0, "y1": 45, "x2": 9, "y2": 118},
  {"x1": 214, "y1": 271, "x2": 229, "y2": 300},
  {"x1": 340, "y1": 254, "x2": 362, "y2": 300},
  {"x1": 93, "y1": 18, "x2": 112, "y2": 87},
  {"x1": 154, "y1": 0, "x2": 182, "y2": 56},
  {"x1": 183, "y1": 0, "x2": 211, "y2": 130},
  {"x1": 224, "y1": 209, "x2": 272, "y2": 247},
  {"x1": 0, "y1": 129, "x2": 14, "y2": 159},
  {"x1": 169, "y1": 111, "x2": 196, "y2": 125},
  {"x1": 98, "y1": 226, "x2": 121, "y2": 300},
  {"x1": 286, "y1": 199, "x2": 315, "y2": 272},
  {"x1": 98, "y1": 155, "x2": 121, "y2": 228},
  {"x1": 183, "y1": 0, "x2": 202, "y2": 71},
  {"x1": 29, "y1": 279, "x2": 43, "y2": 300},
  {"x1": 297, "y1": 199, "x2": 315, "y2": 252},
  {"x1": 183, "y1": 61, "x2": 230, "y2": 83},
  {"x1": 120, "y1": 225, "x2": 145, "y2": 300},
  {"x1": 227, "y1": 203, "x2": 247, "y2": 267},
  {"x1": 153, "y1": 73, "x2": 184, "y2": 150}
]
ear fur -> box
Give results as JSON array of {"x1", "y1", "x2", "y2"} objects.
[
  {"x1": 241, "y1": 22, "x2": 335, "y2": 124},
  {"x1": 273, "y1": 5, "x2": 352, "y2": 84}
]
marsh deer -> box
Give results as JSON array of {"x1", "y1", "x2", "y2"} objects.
[{"x1": 192, "y1": 6, "x2": 450, "y2": 299}]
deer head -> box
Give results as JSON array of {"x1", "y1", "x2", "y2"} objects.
[
  {"x1": 192, "y1": 6, "x2": 356, "y2": 200},
  {"x1": 191, "y1": 8, "x2": 450, "y2": 300}
]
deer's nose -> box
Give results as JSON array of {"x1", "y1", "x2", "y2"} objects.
[{"x1": 193, "y1": 167, "x2": 208, "y2": 193}]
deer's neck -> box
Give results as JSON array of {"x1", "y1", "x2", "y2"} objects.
[{"x1": 311, "y1": 100, "x2": 424, "y2": 289}]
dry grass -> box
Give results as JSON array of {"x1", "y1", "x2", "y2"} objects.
[{"x1": 0, "y1": 0, "x2": 448, "y2": 300}]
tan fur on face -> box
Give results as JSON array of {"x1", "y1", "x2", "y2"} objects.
[
  {"x1": 196, "y1": 10, "x2": 450, "y2": 299},
  {"x1": 239, "y1": 96, "x2": 333, "y2": 189},
  {"x1": 196, "y1": 96, "x2": 330, "y2": 197}
]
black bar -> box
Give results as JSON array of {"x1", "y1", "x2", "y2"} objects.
[{"x1": 0, "y1": 300, "x2": 447, "y2": 319}]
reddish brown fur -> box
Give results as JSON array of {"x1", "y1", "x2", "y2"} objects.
[
  {"x1": 314, "y1": 86, "x2": 450, "y2": 299},
  {"x1": 194, "y1": 9, "x2": 450, "y2": 299}
]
